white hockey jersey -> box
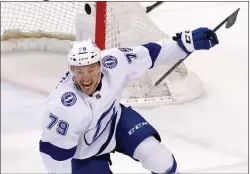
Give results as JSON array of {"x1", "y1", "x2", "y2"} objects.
[{"x1": 39, "y1": 39, "x2": 187, "y2": 173}]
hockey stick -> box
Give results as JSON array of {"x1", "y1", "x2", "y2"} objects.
[
  {"x1": 146, "y1": 2, "x2": 164, "y2": 13},
  {"x1": 153, "y1": 8, "x2": 240, "y2": 87}
]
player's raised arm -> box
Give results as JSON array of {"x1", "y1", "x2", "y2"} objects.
[
  {"x1": 39, "y1": 104, "x2": 90, "y2": 173},
  {"x1": 119, "y1": 27, "x2": 219, "y2": 81}
]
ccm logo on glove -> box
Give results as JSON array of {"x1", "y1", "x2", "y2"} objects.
[
  {"x1": 175, "y1": 27, "x2": 219, "y2": 54},
  {"x1": 184, "y1": 30, "x2": 192, "y2": 44}
]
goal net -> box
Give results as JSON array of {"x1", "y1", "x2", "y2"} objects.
[{"x1": 1, "y1": 2, "x2": 203, "y2": 107}]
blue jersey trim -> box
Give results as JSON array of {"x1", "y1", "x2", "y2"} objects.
[
  {"x1": 84, "y1": 100, "x2": 116, "y2": 145},
  {"x1": 39, "y1": 140, "x2": 77, "y2": 161},
  {"x1": 142, "y1": 42, "x2": 162, "y2": 68},
  {"x1": 166, "y1": 155, "x2": 177, "y2": 173},
  {"x1": 96, "y1": 111, "x2": 117, "y2": 155}
]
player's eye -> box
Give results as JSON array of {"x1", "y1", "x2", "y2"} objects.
[
  {"x1": 88, "y1": 68, "x2": 96, "y2": 73},
  {"x1": 72, "y1": 69, "x2": 84, "y2": 75}
]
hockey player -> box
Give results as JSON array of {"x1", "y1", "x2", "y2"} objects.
[{"x1": 39, "y1": 27, "x2": 219, "y2": 174}]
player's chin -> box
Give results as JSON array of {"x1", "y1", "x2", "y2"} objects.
[{"x1": 81, "y1": 85, "x2": 95, "y2": 96}]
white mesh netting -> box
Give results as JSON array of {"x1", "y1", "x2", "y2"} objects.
[{"x1": 1, "y1": 2, "x2": 203, "y2": 107}]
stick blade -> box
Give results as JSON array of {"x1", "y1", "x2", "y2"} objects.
[{"x1": 226, "y1": 8, "x2": 240, "y2": 28}]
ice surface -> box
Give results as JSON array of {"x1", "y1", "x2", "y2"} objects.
[{"x1": 1, "y1": 1, "x2": 248, "y2": 173}]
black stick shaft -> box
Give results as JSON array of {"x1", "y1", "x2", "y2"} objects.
[
  {"x1": 213, "y1": 17, "x2": 230, "y2": 32},
  {"x1": 146, "y1": 2, "x2": 164, "y2": 13}
]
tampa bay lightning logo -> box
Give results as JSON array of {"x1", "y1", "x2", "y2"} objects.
[
  {"x1": 102, "y1": 55, "x2": 118, "y2": 69},
  {"x1": 61, "y1": 92, "x2": 77, "y2": 107}
]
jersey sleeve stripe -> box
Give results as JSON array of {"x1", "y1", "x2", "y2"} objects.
[
  {"x1": 166, "y1": 155, "x2": 177, "y2": 173},
  {"x1": 142, "y1": 42, "x2": 162, "y2": 69},
  {"x1": 39, "y1": 140, "x2": 77, "y2": 161}
]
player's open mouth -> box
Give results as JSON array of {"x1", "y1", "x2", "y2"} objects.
[{"x1": 82, "y1": 81, "x2": 93, "y2": 89}]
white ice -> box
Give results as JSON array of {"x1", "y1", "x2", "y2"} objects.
[{"x1": 1, "y1": 2, "x2": 248, "y2": 173}]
